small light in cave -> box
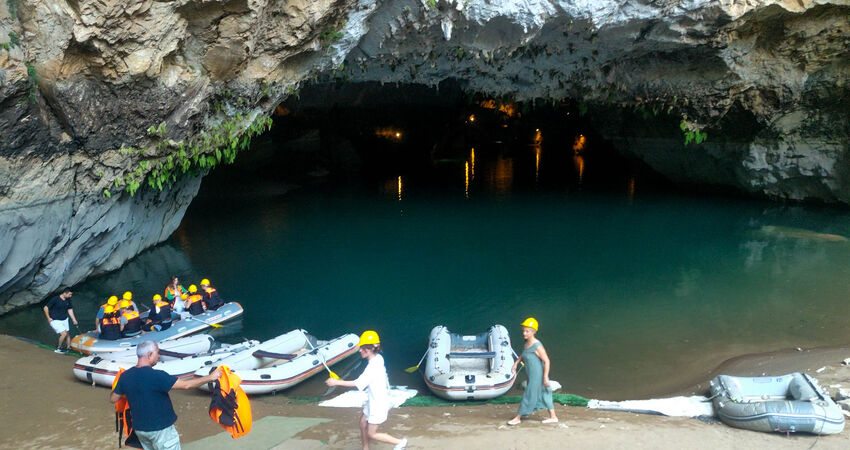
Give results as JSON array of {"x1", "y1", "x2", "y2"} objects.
[
  {"x1": 572, "y1": 134, "x2": 586, "y2": 154},
  {"x1": 533, "y1": 129, "x2": 543, "y2": 144},
  {"x1": 627, "y1": 177, "x2": 636, "y2": 203},
  {"x1": 534, "y1": 145, "x2": 541, "y2": 184},
  {"x1": 468, "y1": 114, "x2": 476, "y2": 123},
  {"x1": 375, "y1": 128, "x2": 403, "y2": 141},
  {"x1": 398, "y1": 176, "x2": 403, "y2": 201}
]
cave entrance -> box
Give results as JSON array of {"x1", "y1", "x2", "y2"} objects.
[{"x1": 195, "y1": 81, "x2": 670, "y2": 201}]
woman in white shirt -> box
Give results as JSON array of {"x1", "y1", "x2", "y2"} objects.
[{"x1": 325, "y1": 330, "x2": 407, "y2": 450}]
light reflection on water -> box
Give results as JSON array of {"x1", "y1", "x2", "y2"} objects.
[{"x1": 3, "y1": 144, "x2": 850, "y2": 401}]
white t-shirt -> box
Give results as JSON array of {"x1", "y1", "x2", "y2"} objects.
[{"x1": 354, "y1": 354, "x2": 391, "y2": 415}]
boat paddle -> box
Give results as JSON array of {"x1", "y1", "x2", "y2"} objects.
[
  {"x1": 404, "y1": 326, "x2": 443, "y2": 373},
  {"x1": 296, "y1": 329, "x2": 339, "y2": 379},
  {"x1": 404, "y1": 350, "x2": 428, "y2": 373},
  {"x1": 323, "y1": 357, "x2": 367, "y2": 396}
]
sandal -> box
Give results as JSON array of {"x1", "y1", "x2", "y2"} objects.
[
  {"x1": 542, "y1": 418, "x2": 559, "y2": 424},
  {"x1": 507, "y1": 418, "x2": 521, "y2": 426}
]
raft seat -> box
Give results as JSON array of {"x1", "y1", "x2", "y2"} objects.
[
  {"x1": 447, "y1": 352, "x2": 496, "y2": 359},
  {"x1": 253, "y1": 350, "x2": 296, "y2": 360}
]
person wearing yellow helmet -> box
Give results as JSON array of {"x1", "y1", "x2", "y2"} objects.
[
  {"x1": 119, "y1": 299, "x2": 142, "y2": 338},
  {"x1": 185, "y1": 285, "x2": 206, "y2": 316},
  {"x1": 199, "y1": 279, "x2": 224, "y2": 311},
  {"x1": 99, "y1": 305, "x2": 122, "y2": 340},
  {"x1": 95, "y1": 295, "x2": 120, "y2": 333},
  {"x1": 325, "y1": 331, "x2": 408, "y2": 450},
  {"x1": 144, "y1": 294, "x2": 174, "y2": 332},
  {"x1": 508, "y1": 318, "x2": 558, "y2": 425}
]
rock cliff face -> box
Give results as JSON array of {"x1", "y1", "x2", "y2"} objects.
[{"x1": 1, "y1": 0, "x2": 848, "y2": 312}]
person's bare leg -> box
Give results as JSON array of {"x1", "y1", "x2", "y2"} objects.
[
  {"x1": 366, "y1": 423, "x2": 401, "y2": 445},
  {"x1": 359, "y1": 414, "x2": 370, "y2": 450},
  {"x1": 58, "y1": 331, "x2": 68, "y2": 349}
]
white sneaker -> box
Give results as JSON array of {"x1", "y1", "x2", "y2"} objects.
[
  {"x1": 394, "y1": 438, "x2": 408, "y2": 450},
  {"x1": 54, "y1": 348, "x2": 64, "y2": 353}
]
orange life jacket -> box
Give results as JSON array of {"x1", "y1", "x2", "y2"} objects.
[
  {"x1": 100, "y1": 315, "x2": 121, "y2": 340},
  {"x1": 122, "y1": 310, "x2": 141, "y2": 335},
  {"x1": 208, "y1": 365, "x2": 252, "y2": 438},
  {"x1": 112, "y1": 369, "x2": 136, "y2": 447},
  {"x1": 187, "y1": 293, "x2": 205, "y2": 315}
]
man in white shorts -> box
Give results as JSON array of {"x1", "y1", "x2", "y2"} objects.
[{"x1": 43, "y1": 287, "x2": 78, "y2": 353}]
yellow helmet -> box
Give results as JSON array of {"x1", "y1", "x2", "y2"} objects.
[
  {"x1": 180, "y1": 293, "x2": 188, "y2": 300},
  {"x1": 200, "y1": 279, "x2": 210, "y2": 286},
  {"x1": 521, "y1": 317, "x2": 539, "y2": 332},
  {"x1": 107, "y1": 296, "x2": 118, "y2": 306},
  {"x1": 188, "y1": 284, "x2": 198, "y2": 293},
  {"x1": 358, "y1": 330, "x2": 380, "y2": 346},
  {"x1": 104, "y1": 305, "x2": 115, "y2": 314},
  {"x1": 122, "y1": 291, "x2": 133, "y2": 300},
  {"x1": 153, "y1": 294, "x2": 162, "y2": 301},
  {"x1": 119, "y1": 300, "x2": 131, "y2": 308}
]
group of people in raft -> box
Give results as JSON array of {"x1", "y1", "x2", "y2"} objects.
[
  {"x1": 95, "y1": 276, "x2": 224, "y2": 340},
  {"x1": 322, "y1": 316, "x2": 557, "y2": 449}
]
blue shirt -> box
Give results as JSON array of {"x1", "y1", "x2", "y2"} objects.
[{"x1": 113, "y1": 366, "x2": 178, "y2": 431}]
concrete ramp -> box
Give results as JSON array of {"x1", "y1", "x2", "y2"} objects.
[{"x1": 184, "y1": 416, "x2": 330, "y2": 450}]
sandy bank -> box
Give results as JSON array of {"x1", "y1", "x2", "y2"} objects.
[{"x1": 1, "y1": 335, "x2": 849, "y2": 449}]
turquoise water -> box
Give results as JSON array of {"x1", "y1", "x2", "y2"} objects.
[{"x1": 4, "y1": 139, "x2": 850, "y2": 400}]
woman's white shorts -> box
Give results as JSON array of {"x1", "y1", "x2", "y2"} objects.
[{"x1": 363, "y1": 402, "x2": 389, "y2": 425}]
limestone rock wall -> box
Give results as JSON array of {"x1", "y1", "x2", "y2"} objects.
[{"x1": 1, "y1": 0, "x2": 849, "y2": 312}]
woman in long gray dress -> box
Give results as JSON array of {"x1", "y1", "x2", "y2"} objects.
[{"x1": 508, "y1": 317, "x2": 558, "y2": 425}]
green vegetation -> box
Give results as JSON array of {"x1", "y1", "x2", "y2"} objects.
[
  {"x1": 24, "y1": 61, "x2": 39, "y2": 103},
  {"x1": 320, "y1": 20, "x2": 346, "y2": 50},
  {"x1": 426, "y1": 0, "x2": 437, "y2": 8},
  {"x1": 7, "y1": 0, "x2": 17, "y2": 19},
  {"x1": 680, "y1": 115, "x2": 708, "y2": 145},
  {"x1": 107, "y1": 114, "x2": 273, "y2": 197},
  {"x1": 8, "y1": 31, "x2": 20, "y2": 47}
]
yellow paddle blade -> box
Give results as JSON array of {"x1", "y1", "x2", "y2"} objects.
[
  {"x1": 209, "y1": 322, "x2": 222, "y2": 328},
  {"x1": 404, "y1": 364, "x2": 419, "y2": 373},
  {"x1": 329, "y1": 370, "x2": 340, "y2": 379}
]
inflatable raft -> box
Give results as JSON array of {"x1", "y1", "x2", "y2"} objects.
[
  {"x1": 94, "y1": 334, "x2": 215, "y2": 362},
  {"x1": 73, "y1": 339, "x2": 260, "y2": 387},
  {"x1": 70, "y1": 302, "x2": 243, "y2": 354},
  {"x1": 196, "y1": 329, "x2": 359, "y2": 395},
  {"x1": 710, "y1": 373, "x2": 845, "y2": 435},
  {"x1": 423, "y1": 325, "x2": 516, "y2": 401}
]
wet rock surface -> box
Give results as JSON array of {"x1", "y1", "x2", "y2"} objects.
[{"x1": 1, "y1": 0, "x2": 849, "y2": 311}]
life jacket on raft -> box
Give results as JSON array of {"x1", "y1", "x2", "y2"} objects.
[
  {"x1": 187, "y1": 294, "x2": 205, "y2": 316},
  {"x1": 112, "y1": 369, "x2": 141, "y2": 449},
  {"x1": 208, "y1": 365, "x2": 252, "y2": 438},
  {"x1": 153, "y1": 299, "x2": 173, "y2": 324},
  {"x1": 122, "y1": 310, "x2": 142, "y2": 337},
  {"x1": 202, "y1": 287, "x2": 224, "y2": 311},
  {"x1": 100, "y1": 314, "x2": 122, "y2": 340}
]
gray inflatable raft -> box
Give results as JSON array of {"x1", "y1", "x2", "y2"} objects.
[{"x1": 710, "y1": 373, "x2": 844, "y2": 435}]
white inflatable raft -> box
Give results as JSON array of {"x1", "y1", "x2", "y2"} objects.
[
  {"x1": 73, "y1": 339, "x2": 260, "y2": 387},
  {"x1": 423, "y1": 324, "x2": 516, "y2": 401},
  {"x1": 710, "y1": 373, "x2": 845, "y2": 435},
  {"x1": 93, "y1": 334, "x2": 215, "y2": 362},
  {"x1": 195, "y1": 329, "x2": 359, "y2": 395},
  {"x1": 71, "y1": 302, "x2": 243, "y2": 354}
]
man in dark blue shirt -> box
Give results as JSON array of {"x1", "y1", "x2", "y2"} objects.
[
  {"x1": 42, "y1": 287, "x2": 78, "y2": 353},
  {"x1": 110, "y1": 341, "x2": 221, "y2": 449}
]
